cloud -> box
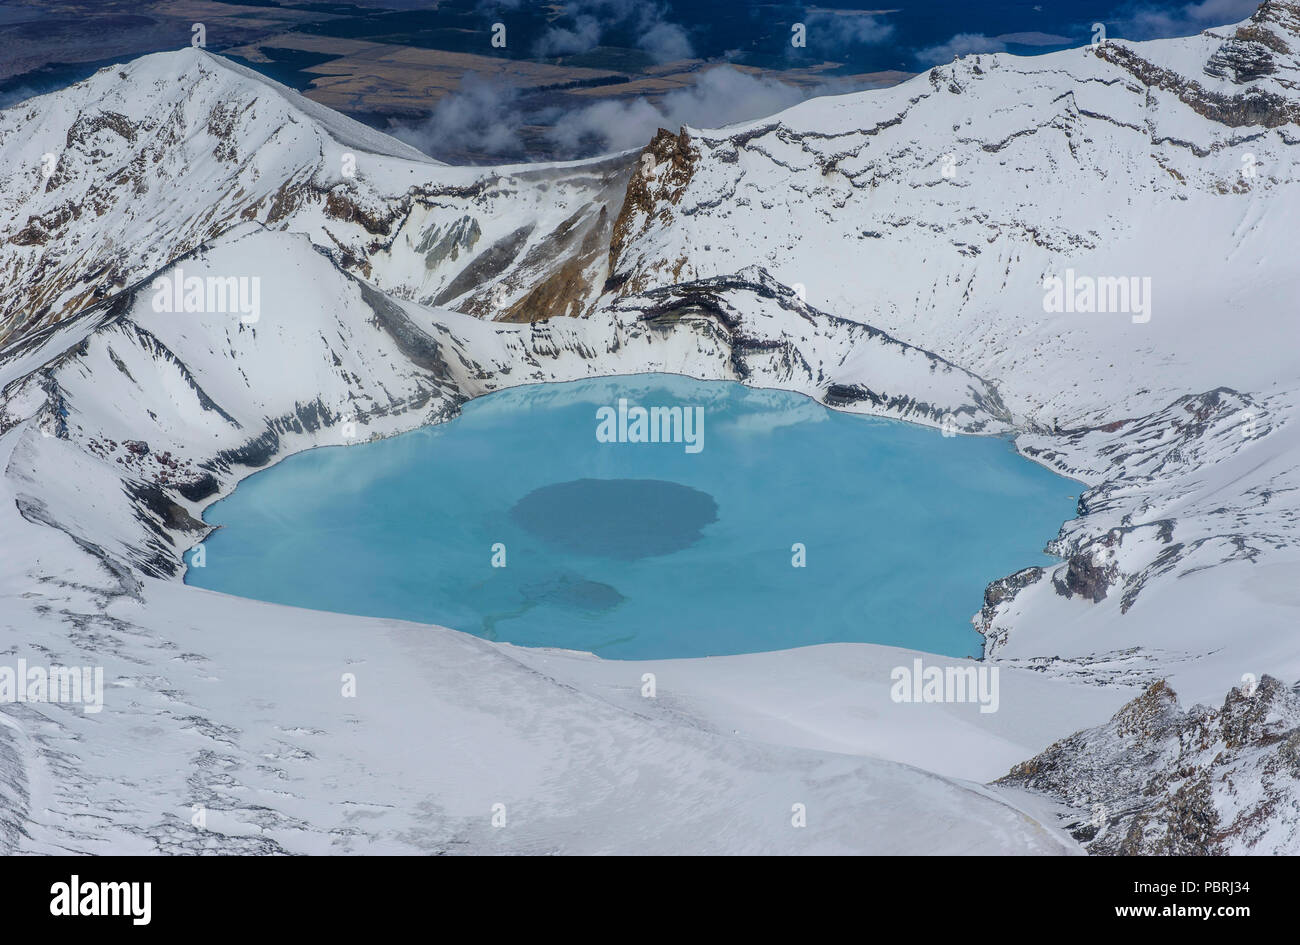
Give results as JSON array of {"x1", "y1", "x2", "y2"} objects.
[
  {"x1": 1115, "y1": 0, "x2": 1258, "y2": 40},
  {"x1": 910, "y1": 0, "x2": 1253, "y2": 70},
  {"x1": 638, "y1": 21, "x2": 693, "y2": 63},
  {"x1": 546, "y1": 66, "x2": 854, "y2": 156},
  {"x1": 388, "y1": 65, "x2": 880, "y2": 164},
  {"x1": 388, "y1": 75, "x2": 527, "y2": 161},
  {"x1": 913, "y1": 33, "x2": 1007, "y2": 66},
  {"x1": 0, "y1": 85, "x2": 41, "y2": 110},
  {"x1": 545, "y1": 97, "x2": 669, "y2": 156},
  {"x1": 801, "y1": 11, "x2": 896, "y2": 54},
  {"x1": 533, "y1": 15, "x2": 602, "y2": 57},
  {"x1": 532, "y1": 0, "x2": 694, "y2": 63},
  {"x1": 993, "y1": 31, "x2": 1074, "y2": 47}
]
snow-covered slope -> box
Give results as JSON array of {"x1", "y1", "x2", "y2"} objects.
[
  {"x1": 598, "y1": 4, "x2": 1300, "y2": 713},
  {"x1": 0, "y1": 230, "x2": 1085, "y2": 854},
  {"x1": 607, "y1": 9, "x2": 1300, "y2": 424},
  {"x1": 0, "y1": 47, "x2": 629, "y2": 346},
  {"x1": 3, "y1": 2, "x2": 1300, "y2": 853}
]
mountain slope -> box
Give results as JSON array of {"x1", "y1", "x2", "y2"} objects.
[
  {"x1": 0, "y1": 229, "x2": 1071, "y2": 855},
  {"x1": 591, "y1": 4, "x2": 1300, "y2": 697},
  {"x1": 0, "y1": 48, "x2": 629, "y2": 347},
  {"x1": 1001, "y1": 675, "x2": 1300, "y2": 854},
  {"x1": 2, "y1": 4, "x2": 1300, "y2": 853}
]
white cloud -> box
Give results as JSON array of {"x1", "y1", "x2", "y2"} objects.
[
  {"x1": 1117, "y1": 0, "x2": 1258, "y2": 39},
  {"x1": 803, "y1": 11, "x2": 896, "y2": 53},
  {"x1": 914, "y1": 33, "x2": 1007, "y2": 66},
  {"x1": 388, "y1": 75, "x2": 526, "y2": 161},
  {"x1": 547, "y1": 66, "x2": 851, "y2": 156},
  {"x1": 639, "y1": 21, "x2": 694, "y2": 63},
  {"x1": 532, "y1": 0, "x2": 694, "y2": 63},
  {"x1": 533, "y1": 15, "x2": 602, "y2": 57},
  {"x1": 388, "y1": 64, "x2": 880, "y2": 163}
]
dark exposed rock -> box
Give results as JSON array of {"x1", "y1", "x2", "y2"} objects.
[
  {"x1": 65, "y1": 110, "x2": 137, "y2": 149},
  {"x1": 415, "y1": 214, "x2": 481, "y2": 269},
  {"x1": 607, "y1": 127, "x2": 698, "y2": 296},
  {"x1": 175, "y1": 472, "x2": 219, "y2": 503},
  {"x1": 211, "y1": 429, "x2": 279, "y2": 470},
  {"x1": 1055, "y1": 551, "x2": 1114, "y2": 603},
  {"x1": 499, "y1": 205, "x2": 613, "y2": 323},
  {"x1": 1205, "y1": 38, "x2": 1278, "y2": 83},
  {"x1": 125, "y1": 481, "x2": 205, "y2": 533},
  {"x1": 1095, "y1": 42, "x2": 1299, "y2": 128},
  {"x1": 984, "y1": 566, "x2": 1044, "y2": 611},
  {"x1": 323, "y1": 186, "x2": 401, "y2": 236},
  {"x1": 432, "y1": 224, "x2": 536, "y2": 307},
  {"x1": 975, "y1": 566, "x2": 1044, "y2": 653},
  {"x1": 10, "y1": 200, "x2": 81, "y2": 247},
  {"x1": 1000, "y1": 675, "x2": 1300, "y2": 855},
  {"x1": 358, "y1": 282, "x2": 459, "y2": 386},
  {"x1": 822, "y1": 383, "x2": 882, "y2": 407}
]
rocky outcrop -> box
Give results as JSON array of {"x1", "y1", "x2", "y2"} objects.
[
  {"x1": 1097, "y1": 2, "x2": 1300, "y2": 125},
  {"x1": 1000, "y1": 676, "x2": 1300, "y2": 854},
  {"x1": 415, "y1": 215, "x2": 481, "y2": 270},
  {"x1": 974, "y1": 567, "x2": 1043, "y2": 651},
  {"x1": 606, "y1": 127, "x2": 699, "y2": 297},
  {"x1": 1096, "y1": 41, "x2": 1299, "y2": 127},
  {"x1": 1053, "y1": 549, "x2": 1116, "y2": 603},
  {"x1": 1205, "y1": 37, "x2": 1279, "y2": 83},
  {"x1": 982, "y1": 387, "x2": 1276, "y2": 653}
]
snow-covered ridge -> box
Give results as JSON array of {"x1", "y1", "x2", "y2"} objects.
[
  {"x1": 603, "y1": 3, "x2": 1300, "y2": 702},
  {"x1": 0, "y1": 47, "x2": 631, "y2": 347},
  {"x1": 2, "y1": 2, "x2": 1300, "y2": 853}
]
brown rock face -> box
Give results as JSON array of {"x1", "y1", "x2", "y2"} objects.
[{"x1": 607, "y1": 127, "x2": 699, "y2": 297}]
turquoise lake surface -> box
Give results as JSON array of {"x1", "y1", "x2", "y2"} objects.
[{"x1": 185, "y1": 375, "x2": 1077, "y2": 659}]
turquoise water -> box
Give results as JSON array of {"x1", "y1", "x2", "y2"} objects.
[{"x1": 186, "y1": 375, "x2": 1076, "y2": 659}]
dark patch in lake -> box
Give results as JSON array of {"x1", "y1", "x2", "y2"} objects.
[{"x1": 510, "y1": 478, "x2": 718, "y2": 560}]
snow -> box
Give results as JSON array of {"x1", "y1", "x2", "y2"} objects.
[{"x1": 2, "y1": 2, "x2": 1300, "y2": 853}]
